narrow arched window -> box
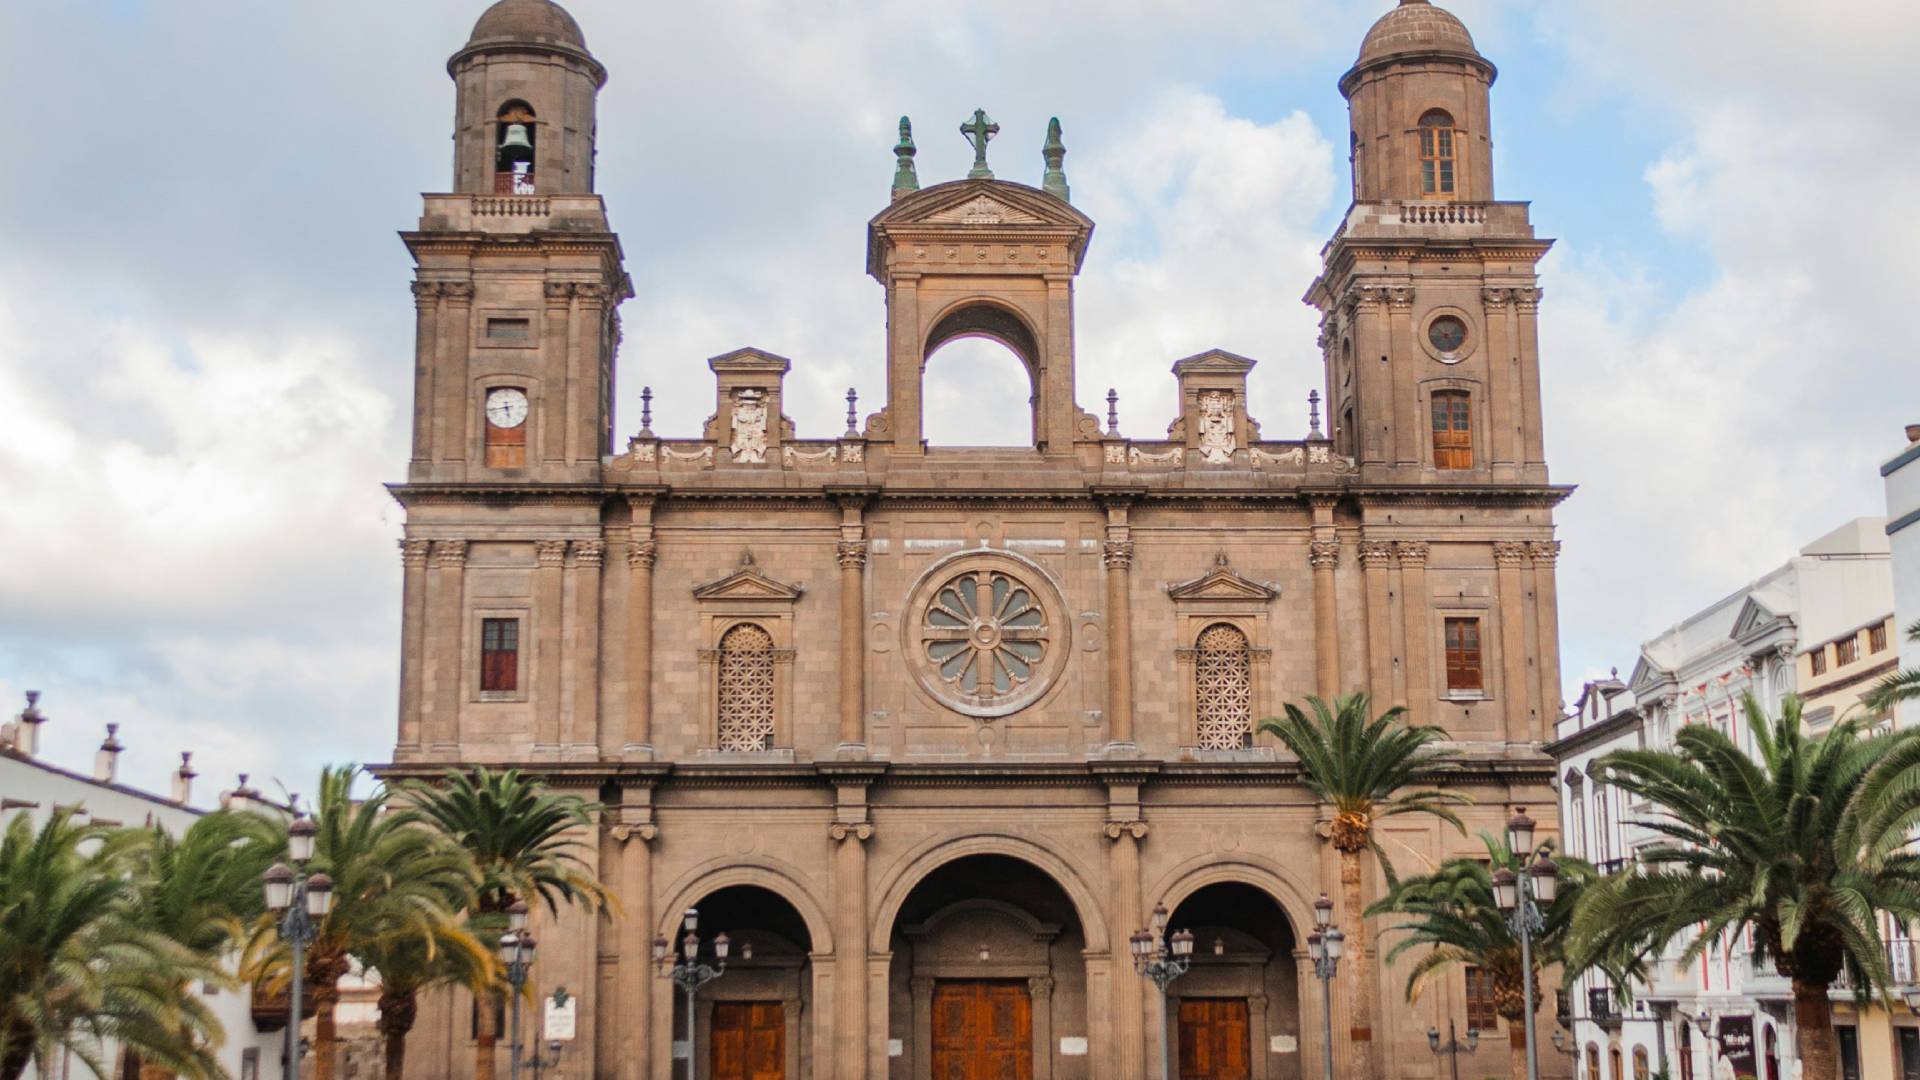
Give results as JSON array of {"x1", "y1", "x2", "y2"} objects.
[
  {"x1": 716, "y1": 623, "x2": 776, "y2": 751},
  {"x1": 1634, "y1": 1048, "x2": 1650, "y2": 1080},
  {"x1": 1419, "y1": 109, "x2": 1457, "y2": 197},
  {"x1": 1431, "y1": 390, "x2": 1472, "y2": 470},
  {"x1": 1194, "y1": 623, "x2": 1252, "y2": 750},
  {"x1": 495, "y1": 102, "x2": 537, "y2": 194}
]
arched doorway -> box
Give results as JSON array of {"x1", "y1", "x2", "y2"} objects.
[
  {"x1": 1164, "y1": 882, "x2": 1303, "y2": 1080},
  {"x1": 884, "y1": 854, "x2": 1092, "y2": 1079},
  {"x1": 667, "y1": 885, "x2": 814, "y2": 1080}
]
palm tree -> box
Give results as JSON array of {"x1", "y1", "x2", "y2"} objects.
[
  {"x1": 1863, "y1": 618, "x2": 1920, "y2": 715},
  {"x1": 356, "y1": 922, "x2": 494, "y2": 1080},
  {"x1": 247, "y1": 766, "x2": 478, "y2": 1080},
  {"x1": 401, "y1": 768, "x2": 609, "y2": 1080},
  {"x1": 1369, "y1": 832, "x2": 1597, "y2": 1080},
  {"x1": 0, "y1": 810, "x2": 225, "y2": 1080},
  {"x1": 1257, "y1": 692, "x2": 1469, "y2": 1080},
  {"x1": 119, "y1": 811, "x2": 282, "y2": 1080},
  {"x1": 1569, "y1": 693, "x2": 1920, "y2": 1080}
]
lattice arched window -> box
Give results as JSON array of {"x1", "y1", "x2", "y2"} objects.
[
  {"x1": 1194, "y1": 623, "x2": 1253, "y2": 750},
  {"x1": 716, "y1": 623, "x2": 776, "y2": 751}
]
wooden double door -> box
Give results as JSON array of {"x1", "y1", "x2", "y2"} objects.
[
  {"x1": 1178, "y1": 998, "x2": 1250, "y2": 1080},
  {"x1": 710, "y1": 1001, "x2": 785, "y2": 1080},
  {"x1": 932, "y1": 980, "x2": 1033, "y2": 1080}
]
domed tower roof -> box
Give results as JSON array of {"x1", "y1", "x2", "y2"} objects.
[
  {"x1": 466, "y1": 0, "x2": 590, "y2": 53},
  {"x1": 1357, "y1": 0, "x2": 1480, "y2": 64}
]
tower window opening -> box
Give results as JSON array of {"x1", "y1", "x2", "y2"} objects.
[
  {"x1": 480, "y1": 617, "x2": 519, "y2": 693},
  {"x1": 495, "y1": 102, "x2": 537, "y2": 194},
  {"x1": 1418, "y1": 110, "x2": 1457, "y2": 198},
  {"x1": 1431, "y1": 390, "x2": 1472, "y2": 470}
]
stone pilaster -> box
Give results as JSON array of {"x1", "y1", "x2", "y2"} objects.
[
  {"x1": 1309, "y1": 540, "x2": 1342, "y2": 700},
  {"x1": 1530, "y1": 541, "x2": 1563, "y2": 736},
  {"x1": 608, "y1": 802, "x2": 657, "y2": 1080},
  {"x1": 1494, "y1": 541, "x2": 1533, "y2": 743},
  {"x1": 396, "y1": 539, "x2": 431, "y2": 757},
  {"x1": 836, "y1": 493, "x2": 870, "y2": 755},
  {"x1": 1514, "y1": 288, "x2": 1546, "y2": 472},
  {"x1": 1359, "y1": 540, "x2": 1396, "y2": 708},
  {"x1": 1387, "y1": 285, "x2": 1417, "y2": 467},
  {"x1": 1103, "y1": 498, "x2": 1137, "y2": 748},
  {"x1": 425, "y1": 539, "x2": 467, "y2": 753},
  {"x1": 1104, "y1": 819, "x2": 1149, "y2": 1080},
  {"x1": 1396, "y1": 541, "x2": 1432, "y2": 726},
  {"x1": 534, "y1": 539, "x2": 568, "y2": 755},
  {"x1": 436, "y1": 283, "x2": 474, "y2": 466},
  {"x1": 409, "y1": 283, "x2": 439, "y2": 465},
  {"x1": 624, "y1": 504, "x2": 657, "y2": 757},
  {"x1": 1482, "y1": 287, "x2": 1517, "y2": 478},
  {"x1": 571, "y1": 283, "x2": 609, "y2": 463},
  {"x1": 542, "y1": 282, "x2": 572, "y2": 465},
  {"x1": 829, "y1": 820, "x2": 874, "y2": 1080},
  {"x1": 570, "y1": 539, "x2": 605, "y2": 756}
]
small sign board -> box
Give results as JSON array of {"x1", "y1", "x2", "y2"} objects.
[{"x1": 544, "y1": 993, "x2": 577, "y2": 1042}]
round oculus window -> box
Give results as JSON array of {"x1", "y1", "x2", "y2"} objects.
[
  {"x1": 1427, "y1": 315, "x2": 1468, "y2": 354},
  {"x1": 904, "y1": 552, "x2": 1069, "y2": 718}
]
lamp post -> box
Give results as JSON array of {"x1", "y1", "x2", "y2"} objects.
[
  {"x1": 1131, "y1": 902, "x2": 1196, "y2": 1080},
  {"x1": 1430, "y1": 1021, "x2": 1481, "y2": 1080},
  {"x1": 1308, "y1": 892, "x2": 1344, "y2": 1080},
  {"x1": 262, "y1": 817, "x2": 333, "y2": 1080},
  {"x1": 498, "y1": 902, "x2": 535, "y2": 1080},
  {"x1": 1493, "y1": 808, "x2": 1558, "y2": 1080},
  {"x1": 654, "y1": 908, "x2": 731, "y2": 1080}
]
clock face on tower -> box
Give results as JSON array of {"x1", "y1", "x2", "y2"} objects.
[{"x1": 485, "y1": 387, "x2": 529, "y2": 429}]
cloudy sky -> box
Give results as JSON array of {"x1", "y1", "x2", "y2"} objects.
[{"x1": 1, "y1": 0, "x2": 1914, "y2": 803}]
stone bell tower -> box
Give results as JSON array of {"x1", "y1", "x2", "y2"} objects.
[
  {"x1": 1306, "y1": 0, "x2": 1552, "y2": 486},
  {"x1": 402, "y1": 0, "x2": 630, "y2": 488}
]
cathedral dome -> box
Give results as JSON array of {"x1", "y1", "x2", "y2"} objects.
[
  {"x1": 1357, "y1": 0, "x2": 1479, "y2": 64},
  {"x1": 467, "y1": 0, "x2": 590, "y2": 52}
]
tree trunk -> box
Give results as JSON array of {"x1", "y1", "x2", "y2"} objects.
[
  {"x1": 1, "y1": 1032, "x2": 30, "y2": 1080},
  {"x1": 1508, "y1": 1015, "x2": 1530, "y2": 1080},
  {"x1": 307, "y1": 948, "x2": 350, "y2": 1080},
  {"x1": 474, "y1": 990, "x2": 498, "y2": 1080},
  {"x1": 378, "y1": 986, "x2": 418, "y2": 1080},
  {"x1": 1792, "y1": 978, "x2": 1839, "y2": 1080},
  {"x1": 1341, "y1": 846, "x2": 1377, "y2": 1080}
]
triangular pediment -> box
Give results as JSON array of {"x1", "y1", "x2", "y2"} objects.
[
  {"x1": 871, "y1": 179, "x2": 1094, "y2": 231},
  {"x1": 1165, "y1": 555, "x2": 1280, "y2": 602},
  {"x1": 692, "y1": 561, "x2": 804, "y2": 602},
  {"x1": 1626, "y1": 654, "x2": 1674, "y2": 698},
  {"x1": 926, "y1": 194, "x2": 1046, "y2": 226},
  {"x1": 1171, "y1": 349, "x2": 1259, "y2": 375},
  {"x1": 1730, "y1": 595, "x2": 1792, "y2": 645}
]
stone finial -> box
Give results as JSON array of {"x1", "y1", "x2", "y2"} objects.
[
  {"x1": 94, "y1": 724, "x2": 123, "y2": 784},
  {"x1": 639, "y1": 386, "x2": 654, "y2": 437},
  {"x1": 1106, "y1": 388, "x2": 1120, "y2": 435},
  {"x1": 1906, "y1": 423, "x2": 1920, "y2": 445},
  {"x1": 1041, "y1": 117, "x2": 1070, "y2": 202},
  {"x1": 14, "y1": 691, "x2": 46, "y2": 757},
  {"x1": 1308, "y1": 390, "x2": 1323, "y2": 438},
  {"x1": 960, "y1": 109, "x2": 999, "y2": 180},
  {"x1": 171, "y1": 752, "x2": 198, "y2": 805},
  {"x1": 891, "y1": 117, "x2": 920, "y2": 199},
  {"x1": 845, "y1": 388, "x2": 860, "y2": 437}
]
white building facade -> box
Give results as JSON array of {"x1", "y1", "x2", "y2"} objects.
[
  {"x1": 1550, "y1": 519, "x2": 1904, "y2": 1080},
  {"x1": 1884, "y1": 426, "x2": 1920, "y2": 730}
]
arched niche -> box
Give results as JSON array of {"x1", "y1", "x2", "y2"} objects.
[{"x1": 921, "y1": 300, "x2": 1042, "y2": 449}]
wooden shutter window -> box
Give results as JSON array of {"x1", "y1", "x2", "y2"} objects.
[
  {"x1": 480, "y1": 617, "x2": 519, "y2": 692},
  {"x1": 1431, "y1": 391, "x2": 1472, "y2": 470},
  {"x1": 1444, "y1": 617, "x2": 1483, "y2": 692},
  {"x1": 1810, "y1": 647, "x2": 1828, "y2": 676},
  {"x1": 485, "y1": 417, "x2": 527, "y2": 469},
  {"x1": 1419, "y1": 110, "x2": 1458, "y2": 197},
  {"x1": 1463, "y1": 966, "x2": 1498, "y2": 1032}
]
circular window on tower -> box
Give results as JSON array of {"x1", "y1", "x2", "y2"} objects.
[
  {"x1": 902, "y1": 550, "x2": 1070, "y2": 718},
  {"x1": 1420, "y1": 310, "x2": 1476, "y2": 364}
]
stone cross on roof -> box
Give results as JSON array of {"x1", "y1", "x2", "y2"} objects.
[{"x1": 960, "y1": 108, "x2": 999, "y2": 180}]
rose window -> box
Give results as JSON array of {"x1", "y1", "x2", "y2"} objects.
[{"x1": 905, "y1": 554, "x2": 1067, "y2": 718}]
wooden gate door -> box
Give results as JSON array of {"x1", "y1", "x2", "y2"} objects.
[
  {"x1": 1178, "y1": 998, "x2": 1250, "y2": 1080},
  {"x1": 710, "y1": 1001, "x2": 785, "y2": 1080},
  {"x1": 931, "y1": 980, "x2": 1033, "y2": 1080}
]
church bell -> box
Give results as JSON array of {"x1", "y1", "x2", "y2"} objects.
[{"x1": 499, "y1": 124, "x2": 533, "y2": 151}]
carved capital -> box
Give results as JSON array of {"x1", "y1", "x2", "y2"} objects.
[
  {"x1": 429, "y1": 540, "x2": 468, "y2": 568},
  {"x1": 572, "y1": 283, "x2": 609, "y2": 302},
  {"x1": 440, "y1": 282, "x2": 474, "y2": 304},
  {"x1": 1493, "y1": 541, "x2": 1531, "y2": 568},
  {"x1": 1028, "y1": 975, "x2": 1056, "y2": 996},
  {"x1": 1358, "y1": 541, "x2": 1396, "y2": 569},
  {"x1": 1481, "y1": 287, "x2": 1512, "y2": 309},
  {"x1": 837, "y1": 541, "x2": 869, "y2": 570},
  {"x1": 400, "y1": 539, "x2": 433, "y2": 569},
  {"x1": 572, "y1": 540, "x2": 605, "y2": 568},
  {"x1": 409, "y1": 281, "x2": 441, "y2": 305},
  {"x1": 1103, "y1": 820, "x2": 1149, "y2": 841},
  {"x1": 627, "y1": 540, "x2": 658, "y2": 570},
  {"x1": 543, "y1": 281, "x2": 574, "y2": 303},
  {"x1": 1308, "y1": 540, "x2": 1340, "y2": 570},
  {"x1": 1103, "y1": 540, "x2": 1135, "y2": 570},
  {"x1": 1528, "y1": 540, "x2": 1561, "y2": 567},
  {"x1": 1395, "y1": 541, "x2": 1430, "y2": 567},
  {"x1": 1513, "y1": 286, "x2": 1543, "y2": 313},
  {"x1": 535, "y1": 540, "x2": 570, "y2": 568},
  {"x1": 608, "y1": 823, "x2": 658, "y2": 845},
  {"x1": 1386, "y1": 285, "x2": 1416, "y2": 310},
  {"x1": 828, "y1": 822, "x2": 874, "y2": 844},
  {"x1": 1342, "y1": 283, "x2": 1385, "y2": 313}
]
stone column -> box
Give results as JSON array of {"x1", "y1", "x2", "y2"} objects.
[
  {"x1": 534, "y1": 539, "x2": 568, "y2": 755},
  {"x1": 1309, "y1": 540, "x2": 1341, "y2": 700},
  {"x1": 571, "y1": 284, "x2": 609, "y2": 463},
  {"x1": 624, "y1": 509, "x2": 656, "y2": 756},
  {"x1": 425, "y1": 540, "x2": 467, "y2": 753},
  {"x1": 610, "y1": 803, "x2": 656, "y2": 1080},
  {"x1": 1359, "y1": 541, "x2": 1396, "y2": 709},
  {"x1": 829, "y1": 822, "x2": 873, "y2": 1080},
  {"x1": 1030, "y1": 975, "x2": 1056, "y2": 1080},
  {"x1": 1105, "y1": 820, "x2": 1148, "y2": 1080},
  {"x1": 1494, "y1": 542, "x2": 1533, "y2": 743},
  {"x1": 1514, "y1": 288, "x2": 1546, "y2": 473},
  {"x1": 1397, "y1": 541, "x2": 1432, "y2": 727},
  {"x1": 1387, "y1": 287, "x2": 1417, "y2": 467},
  {"x1": 542, "y1": 283, "x2": 572, "y2": 465},
  {"x1": 836, "y1": 494, "x2": 870, "y2": 755},
  {"x1": 886, "y1": 275, "x2": 922, "y2": 452},
  {"x1": 1530, "y1": 541, "x2": 1563, "y2": 740},
  {"x1": 1349, "y1": 287, "x2": 1388, "y2": 468},
  {"x1": 1482, "y1": 288, "x2": 1517, "y2": 478},
  {"x1": 910, "y1": 976, "x2": 935, "y2": 1073},
  {"x1": 1103, "y1": 501, "x2": 1137, "y2": 748},
  {"x1": 409, "y1": 282, "x2": 439, "y2": 465},
  {"x1": 570, "y1": 540, "x2": 604, "y2": 757},
  {"x1": 436, "y1": 283, "x2": 473, "y2": 465},
  {"x1": 396, "y1": 539, "x2": 431, "y2": 757}
]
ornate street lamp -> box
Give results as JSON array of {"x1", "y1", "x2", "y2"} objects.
[
  {"x1": 1132, "y1": 902, "x2": 1195, "y2": 1080},
  {"x1": 1496, "y1": 808, "x2": 1559, "y2": 1080},
  {"x1": 1308, "y1": 892, "x2": 1343, "y2": 1080},
  {"x1": 656, "y1": 907, "x2": 730, "y2": 1080},
  {"x1": 1430, "y1": 1021, "x2": 1481, "y2": 1080},
  {"x1": 499, "y1": 901, "x2": 536, "y2": 1080},
  {"x1": 262, "y1": 817, "x2": 332, "y2": 1080}
]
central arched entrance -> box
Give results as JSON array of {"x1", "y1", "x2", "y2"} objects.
[
  {"x1": 883, "y1": 854, "x2": 1093, "y2": 1079},
  {"x1": 1163, "y1": 882, "x2": 1303, "y2": 1080},
  {"x1": 667, "y1": 884, "x2": 815, "y2": 1080}
]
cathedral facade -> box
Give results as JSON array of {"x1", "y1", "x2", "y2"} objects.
[{"x1": 382, "y1": 1, "x2": 1569, "y2": 1078}]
